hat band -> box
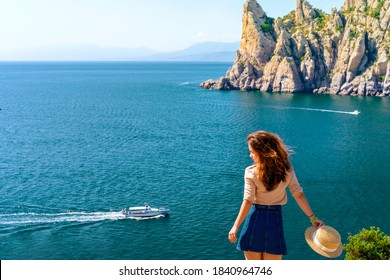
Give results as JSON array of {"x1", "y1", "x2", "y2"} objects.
[{"x1": 312, "y1": 232, "x2": 338, "y2": 253}]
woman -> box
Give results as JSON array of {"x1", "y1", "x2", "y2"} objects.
[{"x1": 228, "y1": 131, "x2": 324, "y2": 260}]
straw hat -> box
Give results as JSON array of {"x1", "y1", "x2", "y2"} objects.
[{"x1": 305, "y1": 226, "x2": 343, "y2": 258}]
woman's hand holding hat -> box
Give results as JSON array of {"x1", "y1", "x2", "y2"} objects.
[{"x1": 312, "y1": 218, "x2": 324, "y2": 228}]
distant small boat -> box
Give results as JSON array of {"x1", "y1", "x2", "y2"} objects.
[
  {"x1": 121, "y1": 203, "x2": 169, "y2": 218},
  {"x1": 351, "y1": 110, "x2": 360, "y2": 115}
]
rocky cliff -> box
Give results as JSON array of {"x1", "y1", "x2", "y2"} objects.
[{"x1": 201, "y1": 0, "x2": 390, "y2": 97}]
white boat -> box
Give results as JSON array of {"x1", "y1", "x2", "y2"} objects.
[{"x1": 121, "y1": 203, "x2": 169, "y2": 218}]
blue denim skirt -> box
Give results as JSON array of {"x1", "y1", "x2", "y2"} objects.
[{"x1": 237, "y1": 204, "x2": 287, "y2": 255}]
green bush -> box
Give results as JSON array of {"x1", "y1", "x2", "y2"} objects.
[
  {"x1": 371, "y1": 9, "x2": 380, "y2": 19},
  {"x1": 349, "y1": 29, "x2": 357, "y2": 40},
  {"x1": 344, "y1": 226, "x2": 390, "y2": 260},
  {"x1": 261, "y1": 24, "x2": 271, "y2": 32}
]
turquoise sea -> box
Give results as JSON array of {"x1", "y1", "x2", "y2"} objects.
[{"x1": 0, "y1": 62, "x2": 389, "y2": 260}]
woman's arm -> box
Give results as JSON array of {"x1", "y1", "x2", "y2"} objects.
[
  {"x1": 228, "y1": 199, "x2": 252, "y2": 243},
  {"x1": 294, "y1": 192, "x2": 324, "y2": 228}
]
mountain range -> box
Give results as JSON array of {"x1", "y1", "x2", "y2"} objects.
[{"x1": 0, "y1": 42, "x2": 239, "y2": 62}]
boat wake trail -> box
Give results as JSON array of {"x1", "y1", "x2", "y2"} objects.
[
  {"x1": 273, "y1": 106, "x2": 360, "y2": 115},
  {"x1": 0, "y1": 211, "x2": 125, "y2": 225},
  {"x1": 127, "y1": 215, "x2": 165, "y2": 221}
]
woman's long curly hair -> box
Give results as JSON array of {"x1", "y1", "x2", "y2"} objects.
[{"x1": 247, "y1": 131, "x2": 291, "y2": 191}]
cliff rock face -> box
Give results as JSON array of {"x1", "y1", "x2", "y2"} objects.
[{"x1": 201, "y1": 0, "x2": 390, "y2": 97}]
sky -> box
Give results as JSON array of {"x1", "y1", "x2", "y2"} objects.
[{"x1": 0, "y1": 0, "x2": 345, "y2": 53}]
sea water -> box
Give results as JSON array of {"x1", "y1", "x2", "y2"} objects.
[{"x1": 0, "y1": 62, "x2": 389, "y2": 260}]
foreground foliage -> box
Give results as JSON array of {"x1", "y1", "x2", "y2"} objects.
[{"x1": 344, "y1": 226, "x2": 390, "y2": 260}]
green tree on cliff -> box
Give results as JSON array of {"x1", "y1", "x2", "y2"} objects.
[{"x1": 344, "y1": 226, "x2": 390, "y2": 260}]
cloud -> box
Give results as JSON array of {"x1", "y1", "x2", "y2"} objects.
[{"x1": 190, "y1": 32, "x2": 209, "y2": 41}]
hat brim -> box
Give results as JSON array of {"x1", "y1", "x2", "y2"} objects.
[{"x1": 305, "y1": 226, "x2": 343, "y2": 258}]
